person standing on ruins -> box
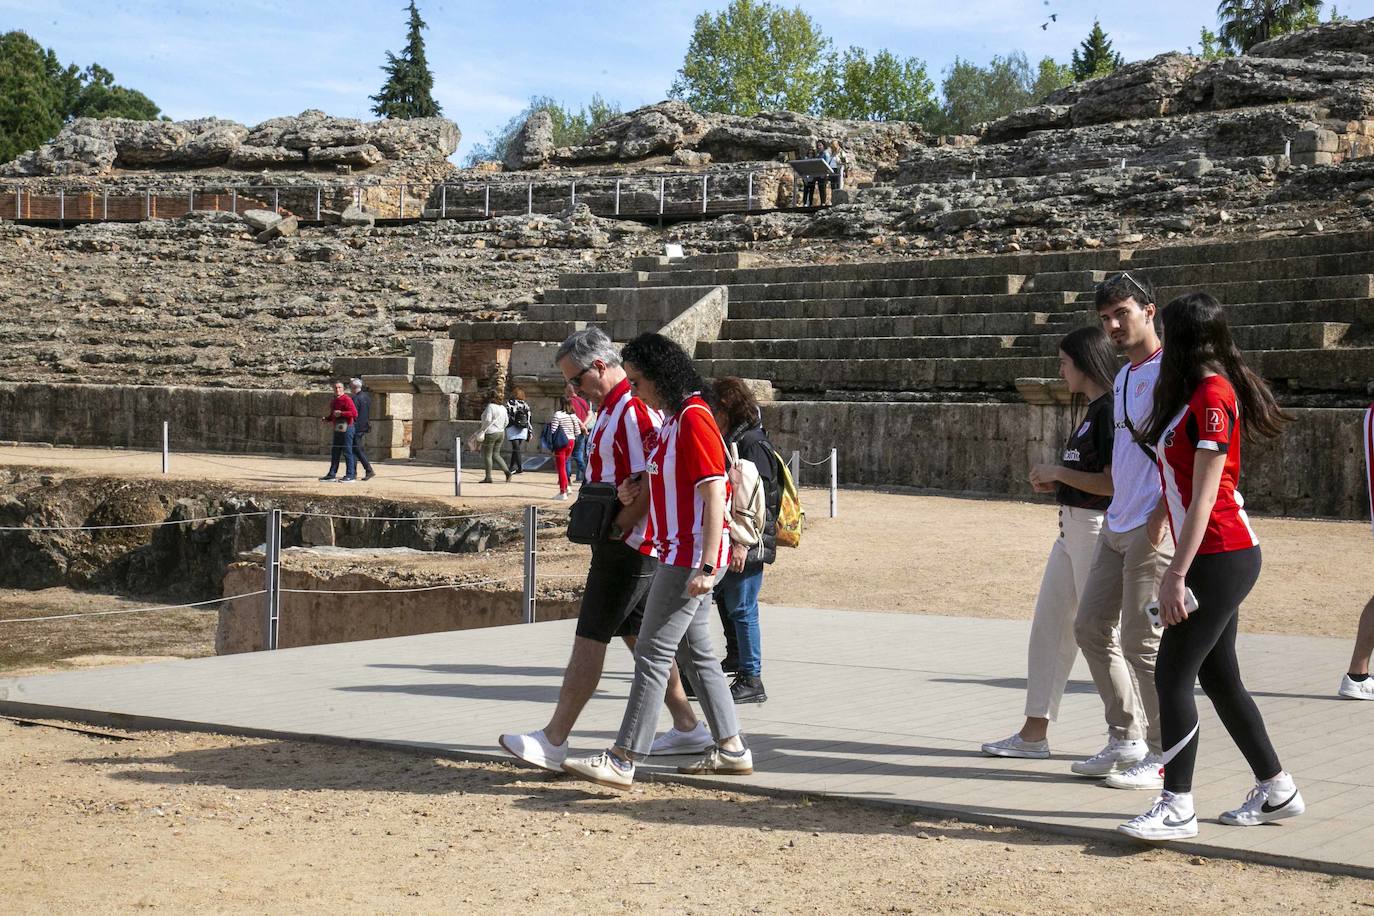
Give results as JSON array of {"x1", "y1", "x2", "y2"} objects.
[
  {"x1": 320, "y1": 379, "x2": 358, "y2": 483},
  {"x1": 1070, "y1": 272, "x2": 1172, "y2": 790},
  {"x1": 1336, "y1": 401, "x2": 1374, "y2": 699},
  {"x1": 478, "y1": 391, "x2": 511, "y2": 483},
  {"x1": 349, "y1": 378, "x2": 376, "y2": 482}
]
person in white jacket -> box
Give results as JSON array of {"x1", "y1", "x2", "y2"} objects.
[{"x1": 478, "y1": 391, "x2": 511, "y2": 483}]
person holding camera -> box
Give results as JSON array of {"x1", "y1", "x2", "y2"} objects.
[{"x1": 319, "y1": 379, "x2": 358, "y2": 483}]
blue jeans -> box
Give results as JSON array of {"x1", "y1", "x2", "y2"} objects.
[
  {"x1": 327, "y1": 426, "x2": 356, "y2": 478},
  {"x1": 714, "y1": 567, "x2": 764, "y2": 677},
  {"x1": 566, "y1": 433, "x2": 589, "y2": 482}
]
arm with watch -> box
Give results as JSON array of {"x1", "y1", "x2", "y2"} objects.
[{"x1": 687, "y1": 478, "x2": 727, "y2": 596}]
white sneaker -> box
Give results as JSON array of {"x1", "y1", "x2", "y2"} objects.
[
  {"x1": 677, "y1": 745, "x2": 754, "y2": 776},
  {"x1": 1071, "y1": 737, "x2": 1148, "y2": 777},
  {"x1": 651, "y1": 721, "x2": 714, "y2": 756},
  {"x1": 981, "y1": 733, "x2": 1050, "y2": 759},
  {"x1": 561, "y1": 750, "x2": 635, "y2": 789},
  {"x1": 1104, "y1": 753, "x2": 1164, "y2": 790},
  {"x1": 1118, "y1": 791, "x2": 1198, "y2": 840},
  {"x1": 497, "y1": 729, "x2": 567, "y2": 773},
  {"x1": 1339, "y1": 674, "x2": 1374, "y2": 700},
  {"x1": 1219, "y1": 772, "x2": 1306, "y2": 826},
  {"x1": 554, "y1": 492, "x2": 568, "y2": 501}
]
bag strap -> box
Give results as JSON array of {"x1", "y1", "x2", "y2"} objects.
[{"x1": 1121, "y1": 363, "x2": 1158, "y2": 464}]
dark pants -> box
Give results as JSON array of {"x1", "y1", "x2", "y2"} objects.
[
  {"x1": 352, "y1": 430, "x2": 374, "y2": 476},
  {"x1": 327, "y1": 426, "x2": 356, "y2": 478},
  {"x1": 567, "y1": 433, "x2": 588, "y2": 483},
  {"x1": 714, "y1": 567, "x2": 764, "y2": 676},
  {"x1": 803, "y1": 179, "x2": 828, "y2": 206},
  {"x1": 509, "y1": 437, "x2": 525, "y2": 473}
]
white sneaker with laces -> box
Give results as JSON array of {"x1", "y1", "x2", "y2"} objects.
[
  {"x1": 651, "y1": 721, "x2": 714, "y2": 756},
  {"x1": 677, "y1": 745, "x2": 754, "y2": 776},
  {"x1": 497, "y1": 729, "x2": 567, "y2": 773},
  {"x1": 1071, "y1": 737, "x2": 1148, "y2": 777},
  {"x1": 1219, "y1": 772, "x2": 1306, "y2": 826},
  {"x1": 554, "y1": 492, "x2": 568, "y2": 501},
  {"x1": 981, "y1": 733, "x2": 1050, "y2": 759},
  {"x1": 1338, "y1": 674, "x2": 1374, "y2": 700},
  {"x1": 562, "y1": 750, "x2": 635, "y2": 789},
  {"x1": 1118, "y1": 791, "x2": 1198, "y2": 840},
  {"x1": 1104, "y1": 752, "x2": 1164, "y2": 790}
]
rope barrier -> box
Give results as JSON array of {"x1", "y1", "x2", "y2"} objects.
[
  {"x1": 799, "y1": 456, "x2": 833, "y2": 466},
  {"x1": 0, "y1": 591, "x2": 266, "y2": 624},
  {"x1": 0, "y1": 448, "x2": 160, "y2": 462},
  {"x1": 288, "y1": 510, "x2": 513, "y2": 523},
  {"x1": 0, "y1": 511, "x2": 268, "y2": 533},
  {"x1": 279, "y1": 575, "x2": 522, "y2": 596}
]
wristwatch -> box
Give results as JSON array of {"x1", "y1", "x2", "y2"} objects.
[{"x1": 700, "y1": 563, "x2": 716, "y2": 575}]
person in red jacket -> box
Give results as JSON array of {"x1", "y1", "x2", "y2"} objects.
[{"x1": 320, "y1": 379, "x2": 358, "y2": 483}]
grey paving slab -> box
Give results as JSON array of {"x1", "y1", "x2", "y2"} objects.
[{"x1": 1, "y1": 606, "x2": 1371, "y2": 876}]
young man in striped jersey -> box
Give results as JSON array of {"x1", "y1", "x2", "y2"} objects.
[{"x1": 1338, "y1": 403, "x2": 1374, "y2": 699}]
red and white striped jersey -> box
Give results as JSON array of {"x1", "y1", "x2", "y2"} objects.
[
  {"x1": 1364, "y1": 404, "x2": 1373, "y2": 538},
  {"x1": 1157, "y1": 374, "x2": 1258, "y2": 555},
  {"x1": 587, "y1": 377, "x2": 662, "y2": 555},
  {"x1": 646, "y1": 395, "x2": 731, "y2": 570}
]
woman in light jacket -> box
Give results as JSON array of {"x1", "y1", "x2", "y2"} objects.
[{"x1": 478, "y1": 391, "x2": 511, "y2": 483}]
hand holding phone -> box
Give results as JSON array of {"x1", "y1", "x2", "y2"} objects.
[{"x1": 1146, "y1": 587, "x2": 1198, "y2": 627}]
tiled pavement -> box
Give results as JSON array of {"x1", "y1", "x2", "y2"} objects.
[{"x1": 2, "y1": 607, "x2": 1371, "y2": 876}]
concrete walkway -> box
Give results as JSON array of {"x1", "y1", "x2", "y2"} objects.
[{"x1": 2, "y1": 607, "x2": 1371, "y2": 876}]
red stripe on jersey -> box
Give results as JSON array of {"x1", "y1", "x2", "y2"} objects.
[
  {"x1": 646, "y1": 396, "x2": 731, "y2": 569},
  {"x1": 586, "y1": 377, "x2": 662, "y2": 554},
  {"x1": 1158, "y1": 374, "x2": 1258, "y2": 554},
  {"x1": 1364, "y1": 404, "x2": 1373, "y2": 539}
]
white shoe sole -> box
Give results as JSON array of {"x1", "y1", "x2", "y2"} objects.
[
  {"x1": 652, "y1": 740, "x2": 715, "y2": 756},
  {"x1": 1117, "y1": 821, "x2": 1198, "y2": 841},
  {"x1": 1071, "y1": 758, "x2": 1143, "y2": 777},
  {"x1": 677, "y1": 763, "x2": 754, "y2": 776},
  {"x1": 981, "y1": 744, "x2": 1050, "y2": 760},
  {"x1": 560, "y1": 761, "x2": 632, "y2": 790},
  {"x1": 1338, "y1": 686, "x2": 1374, "y2": 700},
  {"x1": 1219, "y1": 793, "x2": 1306, "y2": 826},
  {"x1": 497, "y1": 734, "x2": 565, "y2": 774},
  {"x1": 1103, "y1": 773, "x2": 1164, "y2": 790}
]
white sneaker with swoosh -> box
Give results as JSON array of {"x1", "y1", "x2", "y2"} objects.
[
  {"x1": 1219, "y1": 773, "x2": 1306, "y2": 826},
  {"x1": 1118, "y1": 791, "x2": 1198, "y2": 840}
]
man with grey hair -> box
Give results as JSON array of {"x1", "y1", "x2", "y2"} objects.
[
  {"x1": 349, "y1": 378, "x2": 376, "y2": 482},
  {"x1": 500, "y1": 328, "x2": 710, "y2": 770}
]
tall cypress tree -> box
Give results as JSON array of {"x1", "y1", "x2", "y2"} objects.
[
  {"x1": 370, "y1": 1, "x2": 442, "y2": 119},
  {"x1": 1070, "y1": 20, "x2": 1124, "y2": 82}
]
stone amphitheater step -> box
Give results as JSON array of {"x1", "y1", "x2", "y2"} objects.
[
  {"x1": 1029, "y1": 254, "x2": 1374, "y2": 295},
  {"x1": 697, "y1": 335, "x2": 1042, "y2": 361},
  {"x1": 1127, "y1": 230, "x2": 1374, "y2": 267},
  {"x1": 448, "y1": 319, "x2": 587, "y2": 341},
  {"x1": 719, "y1": 311, "x2": 1080, "y2": 340},
  {"x1": 726, "y1": 274, "x2": 1028, "y2": 302},
  {"x1": 729, "y1": 292, "x2": 1088, "y2": 321},
  {"x1": 541, "y1": 286, "x2": 715, "y2": 309},
  {"x1": 526, "y1": 303, "x2": 607, "y2": 321},
  {"x1": 1156, "y1": 275, "x2": 1374, "y2": 305}
]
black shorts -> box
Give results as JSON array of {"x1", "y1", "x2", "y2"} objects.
[{"x1": 575, "y1": 538, "x2": 656, "y2": 643}]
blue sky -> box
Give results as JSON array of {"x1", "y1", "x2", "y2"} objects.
[{"x1": 5, "y1": 0, "x2": 1371, "y2": 160}]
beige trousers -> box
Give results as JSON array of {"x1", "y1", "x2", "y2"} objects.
[{"x1": 1025, "y1": 506, "x2": 1105, "y2": 721}]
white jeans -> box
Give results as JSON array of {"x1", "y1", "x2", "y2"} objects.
[{"x1": 1025, "y1": 506, "x2": 1105, "y2": 721}]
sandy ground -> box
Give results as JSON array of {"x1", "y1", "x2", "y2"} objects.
[{"x1": 3, "y1": 718, "x2": 1372, "y2": 915}]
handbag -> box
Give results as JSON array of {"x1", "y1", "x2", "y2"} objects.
[
  {"x1": 566, "y1": 482, "x2": 620, "y2": 545},
  {"x1": 333, "y1": 421, "x2": 349, "y2": 433}
]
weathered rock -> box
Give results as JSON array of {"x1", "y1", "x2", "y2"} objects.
[
  {"x1": 1249, "y1": 16, "x2": 1374, "y2": 59},
  {"x1": 226, "y1": 145, "x2": 307, "y2": 169},
  {"x1": 309, "y1": 143, "x2": 384, "y2": 168},
  {"x1": 983, "y1": 105, "x2": 1073, "y2": 143},
  {"x1": 1178, "y1": 157, "x2": 1213, "y2": 179},
  {"x1": 340, "y1": 205, "x2": 377, "y2": 227},
  {"x1": 242, "y1": 209, "x2": 283, "y2": 232},
  {"x1": 1046, "y1": 53, "x2": 1204, "y2": 127},
  {"x1": 504, "y1": 110, "x2": 555, "y2": 171},
  {"x1": 671, "y1": 148, "x2": 713, "y2": 168}
]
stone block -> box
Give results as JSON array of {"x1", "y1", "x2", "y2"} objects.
[
  {"x1": 332, "y1": 356, "x2": 415, "y2": 379},
  {"x1": 509, "y1": 341, "x2": 564, "y2": 378},
  {"x1": 1293, "y1": 129, "x2": 1339, "y2": 153},
  {"x1": 411, "y1": 338, "x2": 456, "y2": 377},
  {"x1": 369, "y1": 419, "x2": 410, "y2": 449},
  {"x1": 379, "y1": 392, "x2": 413, "y2": 420},
  {"x1": 414, "y1": 393, "x2": 458, "y2": 422}
]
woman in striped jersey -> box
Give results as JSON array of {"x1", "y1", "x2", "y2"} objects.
[{"x1": 1337, "y1": 403, "x2": 1374, "y2": 700}]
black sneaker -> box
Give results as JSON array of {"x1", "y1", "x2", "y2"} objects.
[
  {"x1": 363, "y1": 471, "x2": 376, "y2": 481},
  {"x1": 730, "y1": 675, "x2": 767, "y2": 705},
  {"x1": 721, "y1": 655, "x2": 740, "y2": 675},
  {"x1": 319, "y1": 474, "x2": 336, "y2": 481}
]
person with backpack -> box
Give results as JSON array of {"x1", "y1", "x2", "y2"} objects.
[
  {"x1": 505, "y1": 387, "x2": 533, "y2": 476},
  {"x1": 547, "y1": 397, "x2": 585, "y2": 501}
]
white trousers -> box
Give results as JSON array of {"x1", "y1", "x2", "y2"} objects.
[{"x1": 1025, "y1": 506, "x2": 1105, "y2": 720}]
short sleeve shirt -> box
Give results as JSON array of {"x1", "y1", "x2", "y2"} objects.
[
  {"x1": 1056, "y1": 393, "x2": 1114, "y2": 510},
  {"x1": 1157, "y1": 374, "x2": 1258, "y2": 555},
  {"x1": 586, "y1": 378, "x2": 662, "y2": 555},
  {"x1": 646, "y1": 395, "x2": 731, "y2": 569},
  {"x1": 1106, "y1": 349, "x2": 1164, "y2": 533}
]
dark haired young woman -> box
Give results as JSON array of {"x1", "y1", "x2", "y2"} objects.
[
  {"x1": 983, "y1": 327, "x2": 1117, "y2": 760},
  {"x1": 1119, "y1": 293, "x2": 1303, "y2": 841},
  {"x1": 561, "y1": 333, "x2": 751, "y2": 789}
]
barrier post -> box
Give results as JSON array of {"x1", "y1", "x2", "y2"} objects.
[
  {"x1": 829, "y1": 447, "x2": 838, "y2": 518},
  {"x1": 264, "y1": 508, "x2": 282, "y2": 650},
  {"x1": 658, "y1": 178, "x2": 665, "y2": 214},
  {"x1": 189, "y1": 190, "x2": 195, "y2": 213},
  {"x1": 570, "y1": 180, "x2": 577, "y2": 208},
  {"x1": 1284, "y1": 139, "x2": 1291, "y2": 159},
  {"x1": 316, "y1": 187, "x2": 322, "y2": 220},
  {"x1": 454, "y1": 436, "x2": 463, "y2": 497},
  {"x1": 701, "y1": 175, "x2": 708, "y2": 213},
  {"x1": 484, "y1": 183, "x2": 490, "y2": 217},
  {"x1": 746, "y1": 173, "x2": 754, "y2": 211},
  {"x1": 102, "y1": 189, "x2": 108, "y2": 220},
  {"x1": 1120, "y1": 158, "x2": 1127, "y2": 171},
  {"x1": 614, "y1": 179, "x2": 621, "y2": 215},
  {"x1": 440, "y1": 184, "x2": 447, "y2": 218},
  {"x1": 272, "y1": 188, "x2": 279, "y2": 212},
  {"x1": 788, "y1": 450, "x2": 800, "y2": 486},
  {"x1": 145, "y1": 189, "x2": 151, "y2": 220},
  {"x1": 162, "y1": 420, "x2": 169, "y2": 474},
  {"x1": 58, "y1": 189, "x2": 65, "y2": 226},
  {"x1": 229, "y1": 189, "x2": 236, "y2": 214},
  {"x1": 522, "y1": 506, "x2": 537, "y2": 624},
  {"x1": 397, "y1": 185, "x2": 404, "y2": 219},
  {"x1": 527, "y1": 182, "x2": 533, "y2": 215}
]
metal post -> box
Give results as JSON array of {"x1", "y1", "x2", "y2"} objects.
[
  {"x1": 838, "y1": 165, "x2": 844, "y2": 190},
  {"x1": 264, "y1": 507, "x2": 282, "y2": 650},
  {"x1": 454, "y1": 436, "x2": 463, "y2": 497},
  {"x1": 484, "y1": 183, "x2": 490, "y2": 217},
  {"x1": 102, "y1": 189, "x2": 108, "y2": 220},
  {"x1": 58, "y1": 189, "x2": 65, "y2": 226},
  {"x1": 189, "y1": 190, "x2": 195, "y2": 213},
  {"x1": 162, "y1": 420, "x2": 169, "y2": 474},
  {"x1": 354, "y1": 187, "x2": 361, "y2": 208},
  {"x1": 440, "y1": 184, "x2": 447, "y2": 218},
  {"x1": 701, "y1": 175, "x2": 708, "y2": 213},
  {"x1": 829, "y1": 447, "x2": 838, "y2": 519},
  {"x1": 788, "y1": 450, "x2": 800, "y2": 486},
  {"x1": 614, "y1": 179, "x2": 621, "y2": 215},
  {"x1": 522, "y1": 506, "x2": 537, "y2": 624},
  {"x1": 527, "y1": 182, "x2": 533, "y2": 215},
  {"x1": 315, "y1": 186, "x2": 322, "y2": 220},
  {"x1": 1284, "y1": 139, "x2": 1291, "y2": 159},
  {"x1": 145, "y1": 189, "x2": 151, "y2": 220},
  {"x1": 229, "y1": 189, "x2": 236, "y2": 214},
  {"x1": 272, "y1": 188, "x2": 279, "y2": 212},
  {"x1": 658, "y1": 177, "x2": 665, "y2": 214},
  {"x1": 972, "y1": 170, "x2": 977, "y2": 181},
  {"x1": 397, "y1": 185, "x2": 404, "y2": 219},
  {"x1": 1120, "y1": 158, "x2": 1127, "y2": 171},
  {"x1": 746, "y1": 173, "x2": 754, "y2": 211},
  {"x1": 16, "y1": 191, "x2": 21, "y2": 220},
  {"x1": 570, "y1": 180, "x2": 577, "y2": 208}
]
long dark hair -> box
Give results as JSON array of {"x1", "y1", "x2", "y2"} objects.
[
  {"x1": 1060, "y1": 326, "x2": 1118, "y2": 397},
  {"x1": 1139, "y1": 292, "x2": 1290, "y2": 445},
  {"x1": 621, "y1": 332, "x2": 705, "y2": 415}
]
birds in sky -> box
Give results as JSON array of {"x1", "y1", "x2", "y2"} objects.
[{"x1": 1040, "y1": 7, "x2": 1058, "y2": 30}]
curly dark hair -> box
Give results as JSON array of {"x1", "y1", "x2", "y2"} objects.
[
  {"x1": 620, "y1": 332, "x2": 706, "y2": 415},
  {"x1": 711, "y1": 376, "x2": 759, "y2": 430}
]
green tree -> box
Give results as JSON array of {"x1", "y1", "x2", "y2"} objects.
[
  {"x1": 466, "y1": 95, "x2": 623, "y2": 165},
  {"x1": 931, "y1": 52, "x2": 1072, "y2": 135},
  {"x1": 1070, "y1": 20, "x2": 1124, "y2": 81},
  {"x1": 370, "y1": 0, "x2": 442, "y2": 119},
  {"x1": 1033, "y1": 57, "x2": 1075, "y2": 99},
  {"x1": 69, "y1": 64, "x2": 160, "y2": 120},
  {"x1": 1196, "y1": 26, "x2": 1235, "y2": 59},
  {"x1": 0, "y1": 31, "x2": 66, "y2": 162},
  {"x1": 1215, "y1": 0, "x2": 1323, "y2": 54},
  {"x1": 669, "y1": 0, "x2": 832, "y2": 115},
  {"x1": 819, "y1": 47, "x2": 938, "y2": 122}
]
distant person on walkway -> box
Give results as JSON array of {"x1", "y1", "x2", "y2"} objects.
[
  {"x1": 505, "y1": 387, "x2": 533, "y2": 476},
  {"x1": 828, "y1": 139, "x2": 847, "y2": 195},
  {"x1": 1119, "y1": 292, "x2": 1303, "y2": 840},
  {"x1": 982, "y1": 327, "x2": 1116, "y2": 760},
  {"x1": 550, "y1": 396, "x2": 586, "y2": 501},
  {"x1": 319, "y1": 379, "x2": 358, "y2": 483},
  {"x1": 499, "y1": 328, "x2": 696, "y2": 774},
  {"x1": 561, "y1": 332, "x2": 751, "y2": 789},
  {"x1": 567, "y1": 384, "x2": 592, "y2": 484},
  {"x1": 802, "y1": 139, "x2": 834, "y2": 207},
  {"x1": 1071, "y1": 272, "x2": 1172, "y2": 791},
  {"x1": 1336, "y1": 402, "x2": 1374, "y2": 699},
  {"x1": 348, "y1": 377, "x2": 376, "y2": 482},
  {"x1": 478, "y1": 391, "x2": 510, "y2": 483}
]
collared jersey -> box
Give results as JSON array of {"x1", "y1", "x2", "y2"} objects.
[
  {"x1": 1157, "y1": 374, "x2": 1258, "y2": 555},
  {"x1": 1364, "y1": 404, "x2": 1373, "y2": 539},
  {"x1": 1056, "y1": 392, "x2": 1114, "y2": 511},
  {"x1": 646, "y1": 395, "x2": 731, "y2": 569},
  {"x1": 587, "y1": 377, "x2": 661, "y2": 554},
  {"x1": 1107, "y1": 348, "x2": 1164, "y2": 533}
]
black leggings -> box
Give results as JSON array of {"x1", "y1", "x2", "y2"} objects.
[
  {"x1": 1157, "y1": 546, "x2": 1280, "y2": 793},
  {"x1": 509, "y1": 438, "x2": 524, "y2": 473}
]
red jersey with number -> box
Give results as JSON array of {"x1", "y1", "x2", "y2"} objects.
[
  {"x1": 646, "y1": 395, "x2": 731, "y2": 569},
  {"x1": 586, "y1": 378, "x2": 661, "y2": 555},
  {"x1": 1157, "y1": 374, "x2": 1258, "y2": 555},
  {"x1": 1364, "y1": 404, "x2": 1373, "y2": 538}
]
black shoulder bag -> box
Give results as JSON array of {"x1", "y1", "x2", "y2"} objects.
[{"x1": 566, "y1": 482, "x2": 620, "y2": 545}]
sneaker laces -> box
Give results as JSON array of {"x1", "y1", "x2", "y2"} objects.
[
  {"x1": 1239, "y1": 783, "x2": 1266, "y2": 810},
  {"x1": 1129, "y1": 792, "x2": 1176, "y2": 825}
]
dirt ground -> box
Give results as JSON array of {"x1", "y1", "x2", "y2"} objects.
[{"x1": 3, "y1": 718, "x2": 1371, "y2": 915}]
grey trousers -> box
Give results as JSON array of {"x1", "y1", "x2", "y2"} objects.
[{"x1": 616, "y1": 563, "x2": 740, "y2": 756}]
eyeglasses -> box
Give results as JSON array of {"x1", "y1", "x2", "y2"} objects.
[
  {"x1": 567, "y1": 364, "x2": 595, "y2": 389},
  {"x1": 1099, "y1": 270, "x2": 1151, "y2": 304}
]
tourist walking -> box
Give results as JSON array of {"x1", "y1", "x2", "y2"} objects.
[
  {"x1": 477, "y1": 391, "x2": 510, "y2": 483},
  {"x1": 561, "y1": 333, "x2": 751, "y2": 789},
  {"x1": 319, "y1": 379, "x2": 358, "y2": 483},
  {"x1": 982, "y1": 327, "x2": 1116, "y2": 760},
  {"x1": 348, "y1": 377, "x2": 376, "y2": 481},
  {"x1": 1071, "y1": 272, "x2": 1172, "y2": 790},
  {"x1": 567, "y1": 384, "x2": 592, "y2": 484},
  {"x1": 550, "y1": 396, "x2": 585, "y2": 501},
  {"x1": 499, "y1": 328, "x2": 697, "y2": 773},
  {"x1": 505, "y1": 387, "x2": 533, "y2": 476},
  {"x1": 1118, "y1": 292, "x2": 1303, "y2": 840},
  {"x1": 1335, "y1": 402, "x2": 1374, "y2": 699}
]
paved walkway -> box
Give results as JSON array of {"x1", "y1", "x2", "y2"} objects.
[{"x1": 2, "y1": 607, "x2": 1371, "y2": 876}]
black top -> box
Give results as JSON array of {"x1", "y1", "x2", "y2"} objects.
[
  {"x1": 352, "y1": 390, "x2": 372, "y2": 435},
  {"x1": 728, "y1": 419, "x2": 782, "y2": 568},
  {"x1": 1056, "y1": 393, "x2": 1114, "y2": 511}
]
